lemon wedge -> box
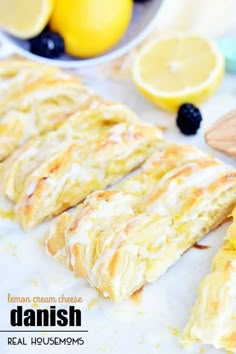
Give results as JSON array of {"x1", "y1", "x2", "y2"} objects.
[
  {"x1": 133, "y1": 33, "x2": 225, "y2": 112},
  {"x1": 0, "y1": 0, "x2": 54, "y2": 39}
]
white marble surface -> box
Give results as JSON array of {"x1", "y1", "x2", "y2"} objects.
[{"x1": 0, "y1": 66, "x2": 235, "y2": 354}]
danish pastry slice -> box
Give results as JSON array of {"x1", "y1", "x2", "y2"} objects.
[
  {"x1": 0, "y1": 74, "x2": 102, "y2": 161},
  {"x1": 0, "y1": 103, "x2": 138, "y2": 202},
  {"x1": 10, "y1": 105, "x2": 163, "y2": 229},
  {"x1": 0, "y1": 59, "x2": 61, "y2": 106},
  {"x1": 45, "y1": 143, "x2": 206, "y2": 264},
  {"x1": 45, "y1": 145, "x2": 236, "y2": 300},
  {"x1": 182, "y1": 207, "x2": 236, "y2": 353}
]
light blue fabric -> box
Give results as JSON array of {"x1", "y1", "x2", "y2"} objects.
[{"x1": 217, "y1": 38, "x2": 236, "y2": 74}]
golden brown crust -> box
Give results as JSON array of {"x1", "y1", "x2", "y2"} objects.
[
  {"x1": 45, "y1": 143, "x2": 236, "y2": 301},
  {"x1": 0, "y1": 59, "x2": 61, "y2": 105},
  {"x1": 0, "y1": 104, "x2": 163, "y2": 229},
  {"x1": 45, "y1": 212, "x2": 71, "y2": 261},
  {"x1": 0, "y1": 72, "x2": 103, "y2": 161}
]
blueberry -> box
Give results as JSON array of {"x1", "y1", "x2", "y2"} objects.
[
  {"x1": 176, "y1": 103, "x2": 202, "y2": 135},
  {"x1": 29, "y1": 31, "x2": 65, "y2": 59}
]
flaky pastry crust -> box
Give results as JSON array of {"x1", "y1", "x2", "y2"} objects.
[
  {"x1": 45, "y1": 143, "x2": 236, "y2": 300},
  {"x1": 0, "y1": 103, "x2": 163, "y2": 229},
  {"x1": 182, "y1": 207, "x2": 236, "y2": 352}
]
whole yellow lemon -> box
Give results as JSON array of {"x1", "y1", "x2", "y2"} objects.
[{"x1": 49, "y1": 0, "x2": 133, "y2": 58}]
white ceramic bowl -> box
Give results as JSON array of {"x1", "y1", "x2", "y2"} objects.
[{"x1": 0, "y1": 1, "x2": 163, "y2": 68}]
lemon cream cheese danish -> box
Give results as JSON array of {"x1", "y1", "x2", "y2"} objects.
[
  {"x1": 0, "y1": 73, "x2": 103, "y2": 161},
  {"x1": 45, "y1": 143, "x2": 236, "y2": 300},
  {"x1": 182, "y1": 207, "x2": 236, "y2": 353},
  {"x1": 0, "y1": 104, "x2": 163, "y2": 229}
]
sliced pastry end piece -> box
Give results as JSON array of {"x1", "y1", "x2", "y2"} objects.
[{"x1": 181, "y1": 207, "x2": 236, "y2": 353}]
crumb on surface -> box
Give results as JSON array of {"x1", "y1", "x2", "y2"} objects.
[
  {"x1": 4, "y1": 242, "x2": 17, "y2": 256},
  {"x1": 0, "y1": 209, "x2": 15, "y2": 220},
  {"x1": 30, "y1": 278, "x2": 39, "y2": 287},
  {"x1": 166, "y1": 326, "x2": 180, "y2": 337},
  {"x1": 87, "y1": 297, "x2": 99, "y2": 309},
  {"x1": 37, "y1": 237, "x2": 45, "y2": 247},
  {"x1": 32, "y1": 302, "x2": 39, "y2": 309}
]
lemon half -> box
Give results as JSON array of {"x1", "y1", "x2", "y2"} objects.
[
  {"x1": 0, "y1": 0, "x2": 54, "y2": 39},
  {"x1": 133, "y1": 33, "x2": 225, "y2": 112}
]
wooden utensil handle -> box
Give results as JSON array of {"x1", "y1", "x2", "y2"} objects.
[{"x1": 205, "y1": 109, "x2": 236, "y2": 157}]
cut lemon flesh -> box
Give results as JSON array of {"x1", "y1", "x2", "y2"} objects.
[
  {"x1": 133, "y1": 34, "x2": 225, "y2": 112},
  {"x1": 0, "y1": 0, "x2": 54, "y2": 39}
]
